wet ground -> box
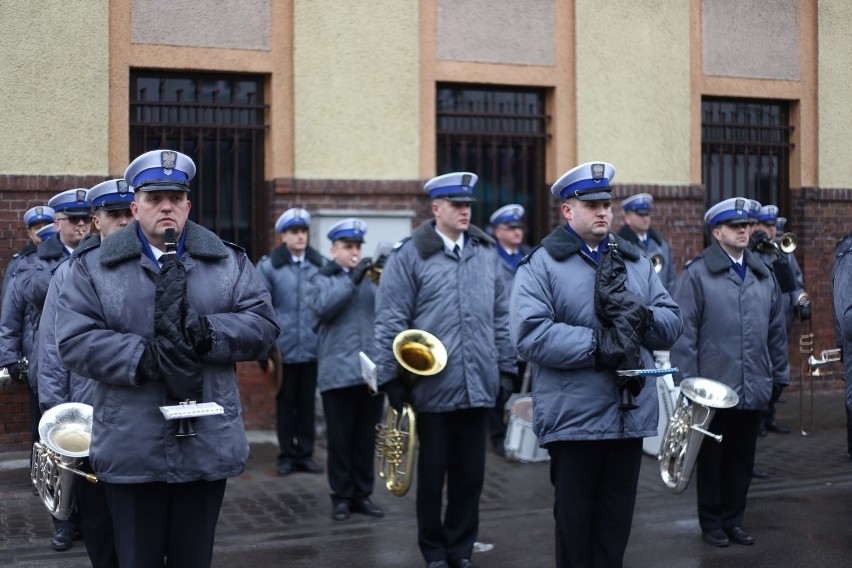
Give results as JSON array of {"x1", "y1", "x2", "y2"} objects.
[{"x1": 1, "y1": 388, "x2": 851, "y2": 567}]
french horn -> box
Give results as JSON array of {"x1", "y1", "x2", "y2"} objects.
[
  {"x1": 31, "y1": 402, "x2": 98, "y2": 520},
  {"x1": 658, "y1": 377, "x2": 738, "y2": 494},
  {"x1": 376, "y1": 329, "x2": 447, "y2": 496}
]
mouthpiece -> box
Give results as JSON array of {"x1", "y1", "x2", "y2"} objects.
[{"x1": 164, "y1": 228, "x2": 177, "y2": 255}]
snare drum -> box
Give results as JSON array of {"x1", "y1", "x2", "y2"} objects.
[{"x1": 503, "y1": 397, "x2": 549, "y2": 463}]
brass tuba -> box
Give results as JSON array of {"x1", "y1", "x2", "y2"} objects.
[
  {"x1": 650, "y1": 254, "x2": 665, "y2": 274},
  {"x1": 31, "y1": 402, "x2": 98, "y2": 520},
  {"x1": 658, "y1": 377, "x2": 738, "y2": 494},
  {"x1": 375, "y1": 329, "x2": 447, "y2": 496}
]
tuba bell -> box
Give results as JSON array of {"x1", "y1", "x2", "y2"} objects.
[
  {"x1": 376, "y1": 329, "x2": 447, "y2": 496},
  {"x1": 658, "y1": 377, "x2": 738, "y2": 494},
  {"x1": 650, "y1": 254, "x2": 665, "y2": 274},
  {"x1": 31, "y1": 402, "x2": 98, "y2": 520}
]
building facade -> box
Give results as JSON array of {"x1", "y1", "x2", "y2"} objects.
[{"x1": 0, "y1": 0, "x2": 849, "y2": 449}]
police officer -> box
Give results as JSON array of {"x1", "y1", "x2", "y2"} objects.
[
  {"x1": 54, "y1": 149, "x2": 280, "y2": 567},
  {"x1": 306, "y1": 218, "x2": 385, "y2": 522},
  {"x1": 375, "y1": 172, "x2": 516, "y2": 568},
  {"x1": 752, "y1": 204, "x2": 804, "y2": 435},
  {"x1": 833, "y1": 234, "x2": 852, "y2": 460},
  {"x1": 1, "y1": 206, "x2": 55, "y2": 301},
  {"x1": 670, "y1": 197, "x2": 789, "y2": 548},
  {"x1": 9, "y1": 190, "x2": 90, "y2": 551},
  {"x1": 487, "y1": 204, "x2": 531, "y2": 455},
  {"x1": 510, "y1": 161, "x2": 682, "y2": 568},
  {"x1": 37, "y1": 179, "x2": 133, "y2": 567},
  {"x1": 617, "y1": 193, "x2": 675, "y2": 290},
  {"x1": 256, "y1": 208, "x2": 326, "y2": 476}
]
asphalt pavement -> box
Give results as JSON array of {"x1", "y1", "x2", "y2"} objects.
[{"x1": 1, "y1": 388, "x2": 852, "y2": 567}]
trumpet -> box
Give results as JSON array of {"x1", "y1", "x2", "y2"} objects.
[{"x1": 777, "y1": 232, "x2": 796, "y2": 253}]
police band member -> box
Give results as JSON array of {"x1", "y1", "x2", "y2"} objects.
[
  {"x1": 510, "y1": 161, "x2": 682, "y2": 568},
  {"x1": 1, "y1": 206, "x2": 55, "y2": 301},
  {"x1": 487, "y1": 203, "x2": 531, "y2": 455},
  {"x1": 255, "y1": 208, "x2": 325, "y2": 476},
  {"x1": 54, "y1": 149, "x2": 280, "y2": 567},
  {"x1": 670, "y1": 197, "x2": 789, "y2": 548},
  {"x1": 376, "y1": 172, "x2": 516, "y2": 568},
  {"x1": 37, "y1": 179, "x2": 134, "y2": 567},
  {"x1": 753, "y1": 204, "x2": 804, "y2": 435},
  {"x1": 7, "y1": 190, "x2": 90, "y2": 551},
  {"x1": 617, "y1": 192, "x2": 675, "y2": 290},
  {"x1": 0, "y1": 206, "x2": 55, "y2": 389},
  {"x1": 306, "y1": 218, "x2": 385, "y2": 522},
  {"x1": 832, "y1": 232, "x2": 852, "y2": 460}
]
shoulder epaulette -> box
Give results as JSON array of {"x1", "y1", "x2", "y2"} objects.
[
  {"x1": 221, "y1": 240, "x2": 246, "y2": 254},
  {"x1": 682, "y1": 255, "x2": 702, "y2": 270},
  {"x1": 517, "y1": 245, "x2": 544, "y2": 267}
]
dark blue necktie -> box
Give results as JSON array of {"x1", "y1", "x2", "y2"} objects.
[{"x1": 732, "y1": 260, "x2": 746, "y2": 280}]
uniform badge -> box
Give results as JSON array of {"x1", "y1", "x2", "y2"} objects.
[
  {"x1": 76, "y1": 189, "x2": 87, "y2": 202},
  {"x1": 734, "y1": 198, "x2": 746, "y2": 213},
  {"x1": 35, "y1": 207, "x2": 43, "y2": 216},
  {"x1": 591, "y1": 163, "x2": 605, "y2": 182},
  {"x1": 353, "y1": 220, "x2": 363, "y2": 233},
  {"x1": 161, "y1": 151, "x2": 177, "y2": 175},
  {"x1": 461, "y1": 174, "x2": 472, "y2": 189},
  {"x1": 116, "y1": 179, "x2": 129, "y2": 195}
]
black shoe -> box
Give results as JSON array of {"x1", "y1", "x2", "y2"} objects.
[
  {"x1": 294, "y1": 458, "x2": 323, "y2": 474},
  {"x1": 277, "y1": 462, "x2": 293, "y2": 477},
  {"x1": 752, "y1": 466, "x2": 770, "y2": 480},
  {"x1": 702, "y1": 529, "x2": 730, "y2": 548},
  {"x1": 765, "y1": 419, "x2": 790, "y2": 434},
  {"x1": 352, "y1": 497, "x2": 384, "y2": 517},
  {"x1": 51, "y1": 528, "x2": 76, "y2": 551},
  {"x1": 332, "y1": 502, "x2": 350, "y2": 521},
  {"x1": 426, "y1": 562, "x2": 449, "y2": 568},
  {"x1": 725, "y1": 526, "x2": 755, "y2": 545},
  {"x1": 449, "y1": 559, "x2": 479, "y2": 568}
]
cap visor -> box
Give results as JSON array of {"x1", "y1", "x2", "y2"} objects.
[
  {"x1": 137, "y1": 182, "x2": 189, "y2": 192},
  {"x1": 574, "y1": 190, "x2": 613, "y2": 201},
  {"x1": 98, "y1": 202, "x2": 133, "y2": 212},
  {"x1": 444, "y1": 195, "x2": 476, "y2": 203}
]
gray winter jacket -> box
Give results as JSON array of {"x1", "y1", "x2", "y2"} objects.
[
  {"x1": 374, "y1": 221, "x2": 516, "y2": 413},
  {"x1": 0, "y1": 249, "x2": 39, "y2": 389},
  {"x1": 37, "y1": 235, "x2": 102, "y2": 411},
  {"x1": 55, "y1": 221, "x2": 280, "y2": 484},
  {"x1": 510, "y1": 226, "x2": 683, "y2": 444},
  {"x1": 307, "y1": 262, "x2": 377, "y2": 393},
  {"x1": 832, "y1": 244, "x2": 852, "y2": 411},
  {"x1": 256, "y1": 244, "x2": 325, "y2": 364},
  {"x1": 670, "y1": 243, "x2": 789, "y2": 411}
]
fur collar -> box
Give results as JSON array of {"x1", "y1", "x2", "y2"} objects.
[
  {"x1": 98, "y1": 220, "x2": 229, "y2": 266},
  {"x1": 318, "y1": 261, "x2": 344, "y2": 276},
  {"x1": 270, "y1": 244, "x2": 324, "y2": 269},
  {"x1": 410, "y1": 220, "x2": 494, "y2": 259},
  {"x1": 37, "y1": 234, "x2": 67, "y2": 261},
  {"x1": 541, "y1": 225, "x2": 641, "y2": 262},
  {"x1": 703, "y1": 242, "x2": 769, "y2": 279}
]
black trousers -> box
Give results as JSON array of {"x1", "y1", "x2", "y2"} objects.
[
  {"x1": 103, "y1": 479, "x2": 227, "y2": 568},
  {"x1": 276, "y1": 362, "x2": 317, "y2": 465},
  {"x1": 549, "y1": 438, "x2": 643, "y2": 568},
  {"x1": 696, "y1": 408, "x2": 762, "y2": 531},
  {"x1": 322, "y1": 384, "x2": 384, "y2": 505},
  {"x1": 416, "y1": 408, "x2": 487, "y2": 563},
  {"x1": 77, "y1": 463, "x2": 119, "y2": 568}
]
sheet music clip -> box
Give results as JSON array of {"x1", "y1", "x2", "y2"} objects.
[
  {"x1": 359, "y1": 351, "x2": 378, "y2": 394},
  {"x1": 159, "y1": 401, "x2": 224, "y2": 420}
]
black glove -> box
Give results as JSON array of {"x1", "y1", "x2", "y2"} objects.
[
  {"x1": 183, "y1": 301, "x2": 212, "y2": 355},
  {"x1": 137, "y1": 337, "x2": 203, "y2": 401},
  {"x1": 616, "y1": 374, "x2": 645, "y2": 397},
  {"x1": 381, "y1": 377, "x2": 408, "y2": 413},
  {"x1": 748, "y1": 230, "x2": 773, "y2": 255},
  {"x1": 593, "y1": 327, "x2": 628, "y2": 371},
  {"x1": 796, "y1": 295, "x2": 812, "y2": 321},
  {"x1": 772, "y1": 253, "x2": 798, "y2": 293},
  {"x1": 351, "y1": 257, "x2": 373, "y2": 285},
  {"x1": 498, "y1": 372, "x2": 516, "y2": 404},
  {"x1": 5, "y1": 362, "x2": 23, "y2": 384}
]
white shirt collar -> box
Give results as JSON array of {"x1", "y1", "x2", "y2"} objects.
[
  {"x1": 726, "y1": 252, "x2": 744, "y2": 265},
  {"x1": 434, "y1": 227, "x2": 464, "y2": 254},
  {"x1": 291, "y1": 254, "x2": 305, "y2": 264}
]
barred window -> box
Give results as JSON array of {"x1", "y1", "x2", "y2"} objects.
[
  {"x1": 130, "y1": 71, "x2": 268, "y2": 260},
  {"x1": 701, "y1": 98, "x2": 793, "y2": 222},
  {"x1": 437, "y1": 85, "x2": 549, "y2": 243}
]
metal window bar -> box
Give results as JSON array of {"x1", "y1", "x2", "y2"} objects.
[
  {"x1": 130, "y1": 73, "x2": 268, "y2": 260},
  {"x1": 701, "y1": 99, "x2": 793, "y2": 221},
  {"x1": 437, "y1": 86, "x2": 550, "y2": 243}
]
